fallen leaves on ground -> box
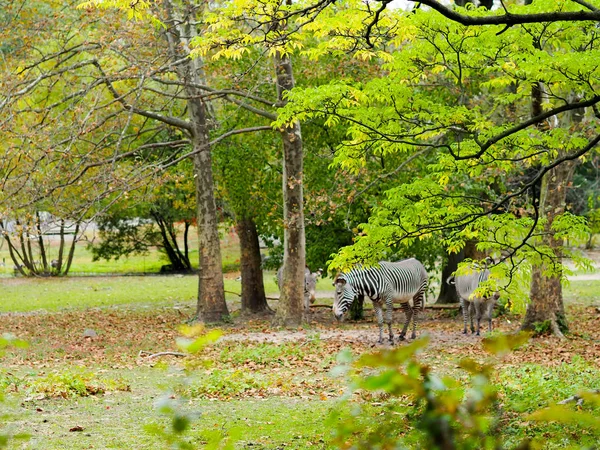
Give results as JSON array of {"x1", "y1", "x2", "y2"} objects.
[{"x1": 1, "y1": 302, "x2": 598, "y2": 401}]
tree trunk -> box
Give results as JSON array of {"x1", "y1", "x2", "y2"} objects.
[
  {"x1": 521, "y1": 50, "x2": 582, "y2": 336},
  {"x1": 162, "y1": 0, "x2": 228, "y2": 322},
  {"x1": 152, "y1": 211, "x2": 191, "y2": 271},
  {"x1": 463, "y1": 239, "x2": 486, "y2": 261},
  {"x1": 436, "y1": 250, "x2": 464, "y2": 304},
  {"x1": 522, "y1": 162, "x2": 575, "y2": 337},
  {"x1": 183, "y1": 221, "x2": 191, "y2": 266},
  {"x1": 193, "y1": 138, "x2": 229, "y2": 322},
  {"x1": 272, "y1": 49, "x2": 306, "y2": 327},
  {"x1": 63, "y1": 223, "x2": 80, "y2": 276},
  {"x1": 35, "y1": 212, "x2": 49, "y2": 273},
  {"x1": 349, "y1": 294, "x2": 365, "y2": 321},
  {"x1": 56, "y1": 219, "x2": 65, "y2": 273},
  {"x1": 236, "y1": 217, "x2": 271, "y2": 314}
]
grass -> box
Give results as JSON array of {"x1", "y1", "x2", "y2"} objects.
[
  {"x1": 3, "y1": 380, "x2": 339, "y2": 449},
  {"x1": 564, "y1": 280, "x2": 600, "y2": 304},
  {"x1": 0, "y1": 273, "x2": 285, "y2": 313},
  {"x1": 0, "y1": 268, "x2": 590, "y2": 314},
  {"x1": 1, "y1": 260, "x2": 599, "y2": 449},
  {"x1": 0, "y1": 368, "x2": 130, "y2": 399},
  {"x1": 497, "y1": 357, "x2": 600, "y2": 449}
]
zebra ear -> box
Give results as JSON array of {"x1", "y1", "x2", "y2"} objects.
[{"x1": 334, "y1": 277, "x2": 346, "y2": 287}]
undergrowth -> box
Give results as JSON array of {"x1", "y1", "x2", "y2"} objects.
[{"x1": 0, "y1": 369, "x2": 130, "y2": 399}]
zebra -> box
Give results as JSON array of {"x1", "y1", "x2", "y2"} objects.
[
  {"x1": 332, "y1": 259, "x2": 428, "y2": 344},
  {"x1": 277, "y1": 266, "x2": 323, "y2": 310},
  {"x1": 447, "y1": 265, "x2": 499, "y2": 336}
]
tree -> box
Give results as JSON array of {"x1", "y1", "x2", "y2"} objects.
[
  {"x1": 0, "y1": 1, "x2": 175, "y2": 275},
  {"x1": 213, "y1": 125, "x2": 281, "y2": 315},
  {"x1": 90, "y1": 164, "x2": 196, "y2": 273},
  {"x1": 4, "y1": 0, "x2": 286, "y2": 321},
  {"x1": 192, "y1": 0, "x2": 320, "y2": 325},
  {"x1": 275, "y1": 0, "x2": 597, "y2": 334},
  {"x1": 0, "y1": 212, "x2": 81, "y2": 277}
]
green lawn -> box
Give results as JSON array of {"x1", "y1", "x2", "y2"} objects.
[
  {"x1": 2, "y1": 366, "x2": 340, "y2": 449},
  {"x1": 0, "y1": 273, "x2": 288, "y2": 313},
  {"x1": 1, "y1": 273, "x2": 598, "y2": 449}
]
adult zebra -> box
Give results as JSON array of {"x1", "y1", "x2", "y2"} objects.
[
  {"x1": 333, "y1": 259, "x2": 428, "y2": 344},
  {"x1": 447, "y1": 264, "x2": 499, "y2": 336}
]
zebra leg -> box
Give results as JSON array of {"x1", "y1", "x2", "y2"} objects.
[
  {"x1": 410, "y1": 292, "x2": 423, "y2": 339},
  {"x1": 373, "y1": 301, "x2": 385, "y2": 344},
  {"x1": 384, "y1": 299, "x2": 394, "y2": 344},
  {"x1": 398, "y1": 302, "x2": 412, "y2": 341},
  {"x1": 460, "y1": 298, "x2": 468, "y2": 334},
  {"x1": 486, "y1": 300, "x2": 494, "y2": 333},
  {"x1": 473, "y1": 301, "x2": 483, "y2": 336},
  {"x1": 468, "y1": 302, "x2": 475, "y2": 334}
]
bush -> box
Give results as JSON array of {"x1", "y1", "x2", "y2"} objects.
[
  {"x1": 24, "y1": 370, "x2": 130, "y2": 399},
  {"x1": 0, "y1": 334, "x2": 29, "y2": 449}
]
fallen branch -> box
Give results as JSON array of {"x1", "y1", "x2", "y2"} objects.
[
  {"x1": 307, "y1": 303, "x2": 460, "y2": 310},
  {"x1": 558, "y1": 389, "x2": 600, "y2": 406},
  {"x1": 424, "y1": 303, "x2": 461, "y2": 309},
  {"x1": 138, "y1": 350, "x2": 187, "y2": 359}
]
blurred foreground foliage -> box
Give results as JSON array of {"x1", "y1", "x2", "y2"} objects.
[
  {"x1": 151, "y1": 329, "x2": 599, "y2": 449},
  {"x1": 0, "y1": 334, "x2": 29, "y2": 449},
  {"x1": 328, "y1": 332, "x2": 599, "y2": 449}
]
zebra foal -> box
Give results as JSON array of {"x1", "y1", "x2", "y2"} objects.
[
  {"x1": 277, "y1": 266, "x2": 322, "y2": 310},
  {"x1": 333, "y1": 259, "x2": 428, "y2": 344},
  {"x1": 447, "y1": 266, "x2": 499, "y2": 336}
]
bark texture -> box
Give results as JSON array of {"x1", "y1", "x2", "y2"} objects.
[
  {"x1": 522, "y1": 162, "x2": 575, "y2": 337},
  {"x1": 436, "y1": 250, "x2": 464, "y2": 304},
  {"x1": 236, "y1": 217, "x2": 271, "y2": 314},
  {"x1": 193, "y1": 144, "x2": 228, "y2": 322},
  {"x1": 522, "y1": 63, "x2": 582, "y2": 336},
  {"x1": 162, "y1": 0, "x2": 228, "y2": 322},
  {"x1": 272, "y1": 50, "x2": 306, "y2": 327}
]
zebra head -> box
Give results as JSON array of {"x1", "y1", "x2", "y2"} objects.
[
  {"x1": 333, "y1": 275, "x2": 355, "y2": 321},
  {"x1": 304, "y1": 268, "x2": 322, "y2": 305}
]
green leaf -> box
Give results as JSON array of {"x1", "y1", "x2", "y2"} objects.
[
  {"x1": 482, "y1": 332, "x2": 530, "y2": 356},
  {"x1": 528, "y1": 405, "x2": 600, "y2": 431},
  {"x1": 356, "y1": 337, "x2": 430, "y2": 368}
]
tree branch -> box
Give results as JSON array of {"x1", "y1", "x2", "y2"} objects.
[
  {"x1": 453, "y1": 95, "x2": 600, "y2": 160},
  {"x1": 405, "y1": 0, "x2": 600, "y2": 26},
  {"x1": 365, "y1": 0, "x2": 392, "y2": 48},
  {"x1": 91, "y1": 61, "x2": 193, "y2": 132},
  {"x1": 159, "y1": 125, "x2": 274, "y2": 169}
]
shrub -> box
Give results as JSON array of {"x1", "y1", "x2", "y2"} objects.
[
  {"x1": 184, "y1": 369, "x2": 269, "y2": 399},
  {"x1": 218, "y1": 341, "x2": 324, "y2": 367},
  {"x1": 24, "y1": 370, "x2": 130, "y2": 399}
]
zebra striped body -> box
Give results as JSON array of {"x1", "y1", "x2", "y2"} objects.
[
  {"x1": 333, "y1": 259, "x2": 428, "y2": 344},
  {"x1": 277, "y1": 266, "x2": 322, "y2": 310},
  {"x1": 448, "y1": 269, "x2": 498, "y2": 336}
]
